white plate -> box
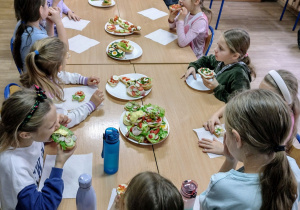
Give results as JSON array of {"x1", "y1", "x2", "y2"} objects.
[
  {"x1": 119, "y1": 111, "x2": 170, "y2": 145},
  {"x1": 88, "y1": 0, "x2": 115, "y2": 7},
  {"x1": 106, "y1": 73, "x2": 151, "y2": 100},
  {"x1": 104, "y1": 22, "x2": 133, "y2": 36},
  {"x1": 186, "y1": 74, "x2": 210, "y2": 91},
  {"x1": 106, "y1": 39, "x2": 143, "y2": 60}
]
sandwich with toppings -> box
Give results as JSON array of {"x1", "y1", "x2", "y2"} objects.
[
  {"x1": 52, "y1": 125, "x2": 77, "y2": 150},
  {"x1": 123, "y1": 110, "x2": 145, "y2": 126},
  {"x1": 72, "y1": 91, "x2": 85, "y2": 102},
  {"x1": 214, "y1": 125, "x2": 225, "y2": 138},
  {"x1": 198, "y1": 67, "x2": 215, "y2": 79},
  {"x1": 107, "y1": 75, "x2": 119, "y2": 87},
  {"x1": 120, "y1": 76, "x2": 132, "y2": 85},
  {"x1": 124, "y1": 101, "x2": 141, "y2": 112},
  {"x1": 126, "y1": 84, "x2": 145, "y2": 98},
  {"x1": 137, "y1": 77, "x2": 152, "y2": 90},
  {"x1": 102, "y1": 0, "x2": 111, "y2": 6},
  {"x1": 169, "y1": 4, "x2": 181, "y2": 11},
  {"x1": 117, "y1": 40, "x2": 134, "y2": 53},
  {"x1": 116, "y1": 184, "x2": 128, "y2": 195},
  {"x1": 106, "y1": 24, "x2": 116, "y2": 32},
  {"x1": 107, "y1": 43, "x2": 125, "y2": 59}
]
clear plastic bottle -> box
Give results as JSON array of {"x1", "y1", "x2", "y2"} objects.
[
  {"x1": 101, "y1": 127, "x2": 120, "y2": 174},
  {"x1": 180, "y1": 180, "x2": 198, "y2": 210},
  {"x1": 76, "y1": 173, "x2": 97, "y2": 210}
]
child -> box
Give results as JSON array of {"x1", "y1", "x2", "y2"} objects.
[
  {"x1": 200, "y1": 70, "x2": 300, "y2": 155},
  {"x1": 48, "y1": 0, "x2": 80, "y2": 21},
  {"x1": 110, "y1": 171, "x2": 184, "y2": 210},
  {"x1": 200, "y1": 89, "x2": 300, "y2": 209},
  {"x1": 168, "y1": 0, "x2": 211, "y2": 59},
  {"x1": 20, "y1": 37, "x2": 104, "y2": 128},
  {"x1": 182, "y1": 28, "x2": 255, "y2": 103},
  {"x1": 0, "y1": 88, "x2": 76, "y2": 209},
  {"x1": 13, "y1": 0, "x2": 68, "y2": 72}
]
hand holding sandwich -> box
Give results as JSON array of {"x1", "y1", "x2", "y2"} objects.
[
  {"x1": 90, "y1": 89, "x2": 104, "y2": 107},
  {"x1": 54, "y1": 143, "x2": 76, "y2": 168},
  {"x1": 178, "y1": 7, "x2": 188, "y2": 21},
  {"x1": 202, "y1": 77, "x2": 219, "y2": 90},
  {"x1": 58, "y1": 114, "x2": 71, "y2": 127},
  {"x1": 87, "y1": 76, "x2": 100, "y2": 86}
]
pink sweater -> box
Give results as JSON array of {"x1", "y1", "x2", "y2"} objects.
[{"x1": 169, "y1": 12, "x2": 208, "y2": 59}]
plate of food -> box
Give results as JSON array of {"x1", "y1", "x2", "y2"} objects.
[
  {"x1": 186, "y1": 68, "x2": 215, "y2": 91},
  {"x1": 119, "y1": 102, "x2": 169, "y2": 145},
  {"x1": 105, "y1": 15, "x2": 141, "y2": 36},
  {"x1": 106, "y1": 73, "x2": 152, "y2": 100},
  {"x1": 106, "y1": 39, "x2": 142, "y2": 60},
  {"x1": 88, "y1": 0, "x2": 115, "y2": 7}
]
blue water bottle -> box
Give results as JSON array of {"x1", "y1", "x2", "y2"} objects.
[
  {"x1": 76, "y1": 173, "x2": 97, "y2": 210},
  {"x1": 101, "y1": 127, "x2": 120, "y2": 174}
]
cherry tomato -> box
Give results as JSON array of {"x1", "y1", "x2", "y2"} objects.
[
  {"x1": 130, "y1": 127, "x2": 133, "y2": 132},
  {"x1": 156, "y1": 117, "x2": 162, "y2": 123},
  {"x1": 146, "y1": 118, "x2": 152, "y2": 122},
  {"x1": 76, "y1": 91, "x2": 84, "y2": 96},
  {"x1": 148, "y1": 134, "x2": 153, "y2": 139},
  {"x1": 139, "y1": 122, "x2": 142, "y2": 128},
  {"x1": 150, "y1": 128, "x2": 160, "y2": 135},
  {"x1": 132, "y1": 91, "x2": 136, "y2": 96}
]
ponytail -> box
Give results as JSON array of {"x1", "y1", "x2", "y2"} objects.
[
  {"x1": 240, "y1": 55, "x2": 256, "y2": 79},
  {"x1": 13, "y1": 22, "x2": 29, "y2": 70},
  {"x1": 199, "y1": 1, "x2": 212, "y2": 24},
  {"x1": 260, "y1": 152, "x2": 297, "y2": 210}
]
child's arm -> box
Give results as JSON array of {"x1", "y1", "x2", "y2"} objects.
[
  {"x1": 168, "y1": 10, "x2": 180, "y2": 29},
  {"x1": 57, "y1": 71, "x2": 100, "y2": 86},
  {"x1": 63, "y1": 3, "x2": 81, "y2": 21},
  {"x1": 203, "y1": 105, "x2": 225, "y2": 134},
  {"x1": 55, "y1": 90, "x2": 104, "y2": 128},
  {"x1": 188, "y1": 54, "x2": 218, "y2": 71}
]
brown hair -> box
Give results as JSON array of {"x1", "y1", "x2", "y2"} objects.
[
  {"x1": 225, "y1": 89, "x2": 297, "y2": 210},
  {"x1": 263, "y1": 70, "x2": 300, "y2": 153},
  {"x1": 20, "y1": 37, "x2": 67, "y2": 102},
  {"x1": 124, "y1": 171, "x2": 184, "y2": 210},
  {"x1": 13, "y1": 0, "x2": 46, "y2": 69},
  {"x1": 223, "y1": 28, "x2": 256, "y2": 79},
  {"x1": 0, "y1": 89, "x2": 53, "y2": 152},
  {"x1": 198, "y1": 0, "x2": 212, "y2": 24}
]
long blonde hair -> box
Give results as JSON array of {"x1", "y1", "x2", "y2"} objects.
[
  {"x1": 263, "y1": 70, "x2": 300, "y2": 153},
  {"x1": 225, "y1": 89, "x2": 297, "y2": 210},
  {"x1": 20, "y1": 37, "x2": 67, "y2": 102},
  {"x1": 0, "y1": 89, "x2": 53, "y2": 152}
]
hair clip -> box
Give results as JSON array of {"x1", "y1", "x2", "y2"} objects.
[{"x1": 34, "y1": 50, "x2": 39, "y2": 55}]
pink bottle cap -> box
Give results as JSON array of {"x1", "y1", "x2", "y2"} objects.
[{"x1": 180, "y1": 180, "x2": 198, "y2": 198}]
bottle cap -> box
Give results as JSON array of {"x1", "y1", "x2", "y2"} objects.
[
  {"x1": 103, "y1": 127, "x2": 119, "y2": 144},
  {"x1": 181, "y1": 180, "x2": 198, "y2": 198},
  {"x1": 78, "y1": 173, "x2": 92, "y2": 189}
]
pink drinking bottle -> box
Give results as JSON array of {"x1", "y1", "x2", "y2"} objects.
[{"x1": 180, "y1": 180, "x2": 198, "y2": 210}]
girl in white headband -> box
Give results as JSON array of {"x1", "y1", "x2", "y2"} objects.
[{"x1": 200, "y1": 69, "x2": 300, "y2": 155}]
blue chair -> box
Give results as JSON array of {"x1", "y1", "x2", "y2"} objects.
[
  {"x1": 209, "y1": 0, "x2": 225, "y2": 30},
  {"x1": 4, "y1": 83, "x2": 21, "y2": 99},
  {"x1": 204, "y1": 25, "x2": 214, "y2": 56},
  {"x1": 10, "y1": 37, "x2": 23, "y2": 75},
  {"x1": 279, "y1": 0, "x2": 300, "y2": 31}
]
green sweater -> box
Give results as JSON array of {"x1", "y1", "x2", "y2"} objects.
[{"x1": 188, "y1": 54, "x2": 252, "y2": 103}]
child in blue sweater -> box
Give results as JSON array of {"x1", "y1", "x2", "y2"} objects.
[{"x1": 0, "y1": 87, "x2": 76, "y2": 209}]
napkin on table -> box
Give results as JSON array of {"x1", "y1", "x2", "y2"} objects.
[
  {"x1": 137, "y1": 8, "x2": 168, "y2": 20},
  {"x1": 62, "y1": 17, "x2": 90, "y2": 31},
  {"x1": 193, "y1": 126, "x2": 224, "y2": 158},
  {"x1": 68, "y1": 34, "x2": 100, "y2": 53},
  {"x1": 38, "y1": 153, "x2": 93, "y2": 198},
  {"x1": 145, "y1": 29, "x2": 178, "y2": 45}
]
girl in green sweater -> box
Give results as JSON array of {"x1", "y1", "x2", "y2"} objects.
[{"x1": 182, "y1": 28, "x2": 255, "y2": 102}]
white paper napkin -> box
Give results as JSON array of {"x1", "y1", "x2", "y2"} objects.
[
  {"x1": 62, "y1": 17, "x2": 90, "y2": 31},
  {"x1": 68, "y1": 35, "x2": 100, "y2": 53},
  {"x1": 38, "y1": 153, "x2": 93, "y2": 198},
  {"x1": 137, "y1": 8, "x2": 168, "y2": 20},
  {"x1": 107, "y1": 188, "x2": 201, "y2": 210},
  {"x1": 193, "y1": 126, "x2": 224, "y2": 158},
  {"x1": 145, "y1": 29, "x2": 178, "y2": 45}
]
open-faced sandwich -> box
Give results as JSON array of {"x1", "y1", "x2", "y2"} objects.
[
  {"x1": 126, "y1": 84, "x2": 145, "y2": 98},
  {"x1": 198, "y1": 67, "x2": 215, "y2": 79},
  {"x1": 52, "y1": 125, "x2": 77, "y2": 150},
  {"x1": 107, "y1": 75, "x2": 119, "y2": 87},
  {"x1": 125, "y1": 79, "x2": 136, "y2": 88},
  {"x1": 117, "y1": 40, "x2": 134, "y2": 53},
  {"x1": 116, "y1": 184, "x2": 128, "y2": 195},
  {"x1": 124, "y1": 101, "x2": 141, "y2": 112},
  {"x1": 120, "y1": 76, "x2": 132, "y2": 85},
  {"x1": 106, "y1": 24, "x2": 116, "y2": 32},
  {"x1": 214, "y1": 125, "x2": 225, "y2": 138},
  {"x1": 102, "y1": 0, "x2": 112, "y2": 6},
  {"x1": 72, "y1": 91, "x2": 85, "y2": 102},
  {"x1": 169, "y1": 4, "x2": 182, "y2": 11},
  {"x1": 109, "y1": 15, "x2": 119, "y2": 24},
  {"x1": 137, "y1": 77, "x2": 152, "y2": 90},
  {"x1": 107, "y1": 45, "x2": 125, "y2": 59},
  {"x1": 123, "y1": 110, "x2": 145, "y2": 126}
]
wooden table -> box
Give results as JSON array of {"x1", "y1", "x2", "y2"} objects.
[
  {"x1": 64, "y1": 0, "x2": 196, "y2": 64},
  {"x1": 46, "y1": 65, "x2": 158, "y2": 209}
]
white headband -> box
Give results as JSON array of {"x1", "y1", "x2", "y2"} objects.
[{"x1": 268, "y1": 70, "x2": 292, "y2": 105}]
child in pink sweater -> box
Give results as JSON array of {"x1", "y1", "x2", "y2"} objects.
[{"x1": 168, "y1": 0, "x2": 211, "y2": 58}]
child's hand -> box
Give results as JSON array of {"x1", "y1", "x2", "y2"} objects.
[
  {"x1": 87, "y1": 76, "x2": 100, "y2": 86},
  {"x1": 178, "y1": 7, "x2": 188, "y2": 21},
  {"x1": 202, "y1": 77, "x2": 219, "y2": 90},
  {"x1": 203, "y1": 115, "x2": 221, "y2": 134},
  {"x1": 90, "y1": 89, "x2": 104, "y2": 107},
  {"x1": 55, "y1": 143, "x2": 76, "y2": 168},
  {"x1": 169, "y1": 8, "x2": 180, "y2": 22},
  {"x1": 67, "y1": 11, "x2": 81, "y2": 21},
  {"x1": 181, "y1": 67, "x2": 196, "y2": 81},
  {"x1": 47, "y1": 7, "x2": 62, "y2": 24},
  {"x1": 198, "y1": 138, "x2": 224, "y2": 155},
  {"x1": 57, "y1": 114, "x2": 71, "y2": 127}
]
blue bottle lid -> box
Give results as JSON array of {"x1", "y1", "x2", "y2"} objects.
[
  {"x1": 78, "y1": 173, "x2": 92, "y2": 189},
  {"x1": 103, "y1": 127, "x2": 119, "y2": 144}
]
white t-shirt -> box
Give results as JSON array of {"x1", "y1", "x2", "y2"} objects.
[{"x1": 0, "y1": 142, "x2": 44, "y2": 210}]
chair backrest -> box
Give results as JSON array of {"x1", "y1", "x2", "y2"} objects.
[
  {"x1": 4, "y1": 83, "x2": 21, "y2": 99},
  {"x1": 204, "y1": 25, "x2": 214, "y2": 56},
  {"x1": 10, "y1": 37, "x2": 23, "y2": 75}
]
